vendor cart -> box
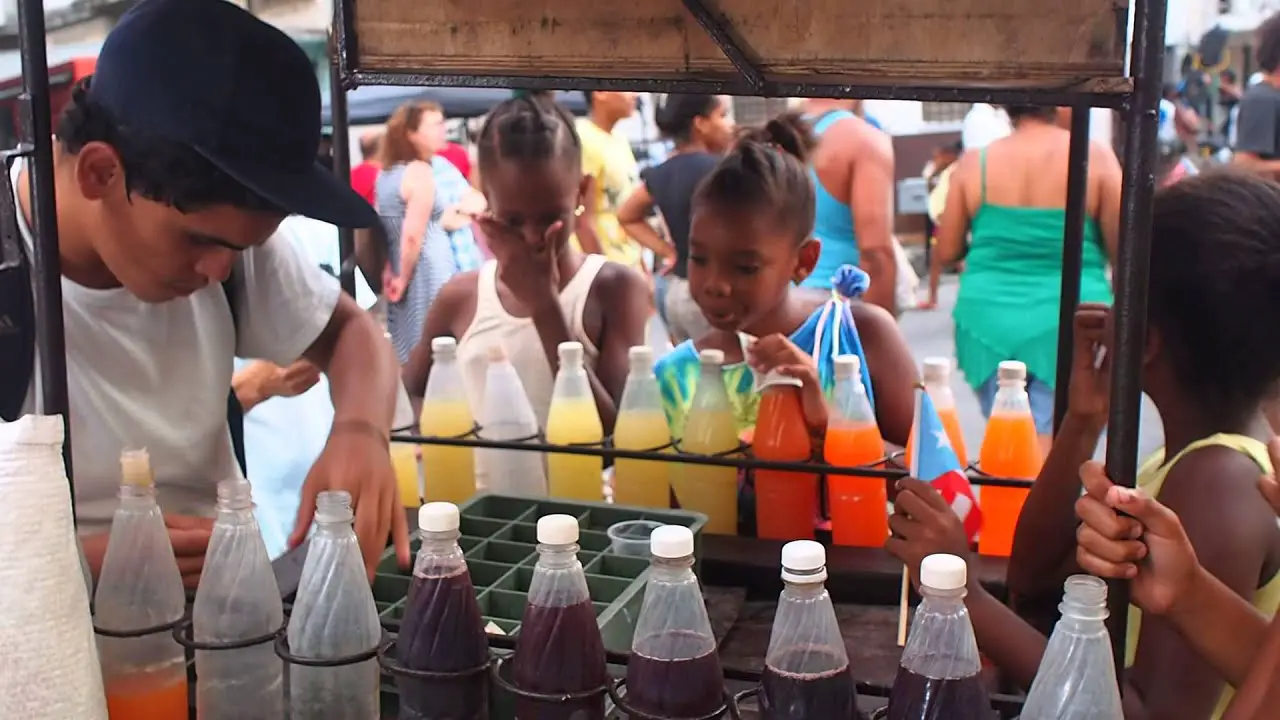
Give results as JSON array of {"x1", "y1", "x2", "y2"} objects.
[{"x1": 12, "y1": 0, "x2": 1166, "y2": 715}]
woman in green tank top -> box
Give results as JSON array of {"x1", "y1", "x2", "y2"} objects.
[{"x1": 930, "y1": 105, "x2": 1121, "y2": 446}]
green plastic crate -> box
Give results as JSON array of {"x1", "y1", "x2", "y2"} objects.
[{"x1": 373, "y1": 493, "x2": 707, "y2": 654}]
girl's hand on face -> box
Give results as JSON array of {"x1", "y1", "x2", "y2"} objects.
[
  {"x1": 746, "y1": 334, "x2": 828, "y2": 431},
  {"x1": 475, "y1": 213, "x2": 564, "y2": 312}
]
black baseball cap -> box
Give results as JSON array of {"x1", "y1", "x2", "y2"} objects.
[{"x1": 89, "y1": 0, "x2": 378, "y2": 228}]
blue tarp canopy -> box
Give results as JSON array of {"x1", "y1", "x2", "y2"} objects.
[{"x1": 321, "y1": 85, "x2": 588, "y2": 125}]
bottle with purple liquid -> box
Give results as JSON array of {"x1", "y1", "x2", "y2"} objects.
[
  {"x1": 511, "y1": 514, "x2": 608, "y2": 720},
  {"x1": 887, "y1": 554, "x2": 993, "y2": 720},
  {"x1": 396, "y1": 502, "x2": 490, "y2": 720},
  {"x1": 759, "y1": 541, "x2": 858, "y2": 720},
  {"x1": 624, "y1": 525, "x2": 724, "y2": 718}
]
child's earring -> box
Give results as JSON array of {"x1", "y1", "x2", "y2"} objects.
[
  {"x1": 574, "y1": 205, "x2": 585, "y2": 217},
  {"x1": 792, "y1": 269, "x2": 810, "y2": 285}
]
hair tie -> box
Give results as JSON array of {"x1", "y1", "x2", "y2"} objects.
[{"x1": 832, "y1": 265, "x2": 870, "y2": 299}]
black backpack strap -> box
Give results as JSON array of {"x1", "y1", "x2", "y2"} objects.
[
  {"x1": 0, "y1": 153, "x2": 35, "y2": 422},
  {"x1": 222, "y1": 274, "x2": 247, "y2": 477}
]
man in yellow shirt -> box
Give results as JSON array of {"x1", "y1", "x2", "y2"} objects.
[{"x1": 576, "y1": 91, "x2": 643, "y2": 271}]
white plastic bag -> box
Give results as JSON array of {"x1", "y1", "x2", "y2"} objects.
[{"x1": 0, "y1": 415, "x2": 107, "y2": 719}]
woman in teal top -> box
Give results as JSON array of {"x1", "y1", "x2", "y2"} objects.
[
  {"x1": 803, "y1": 108, "x2": 861, "y2": 289},
  {"x1": 933, "y1": 105, "x2": 1121, "y2": 442}
]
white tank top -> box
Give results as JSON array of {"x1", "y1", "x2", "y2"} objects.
[{"x1": 457, "y1": 256, "x2": 605, "y2": 429}]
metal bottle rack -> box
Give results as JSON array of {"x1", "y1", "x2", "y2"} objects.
[{"x1": 15, "y1": 0, "x2": 1166, "y2": 710}]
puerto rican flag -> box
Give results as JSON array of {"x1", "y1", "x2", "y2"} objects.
[{"x1": 910, "y1": 385, "x2": 983, "y2": 542}]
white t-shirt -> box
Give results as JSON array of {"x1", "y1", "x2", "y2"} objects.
[
  {"x1": 16, "y1": 161, "x2": 341, "y2": 533},
  {"x1": 961, "y1": 104, "x2": 1012, "y2": 151}
]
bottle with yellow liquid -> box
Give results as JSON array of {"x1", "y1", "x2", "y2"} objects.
[
  {"x1": 613, "y1": 346, "x2": 673, "y2": 508},
  {"x1": 674, "y1": 348, "x2": 739, "y2": 535},
  {"x1": 95, "y1": 449, "x2": 189, "y2": 719},
  {"x1": 420, "y1": 336, "x2": 476, "y2": 504},
  {"x1": 546, "y1": 341, "x2": 606, "y2": 501}
]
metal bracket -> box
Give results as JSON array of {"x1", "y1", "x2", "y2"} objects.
[{"x1": 680, "y1": 0, "x2": 765, "y2": 92}]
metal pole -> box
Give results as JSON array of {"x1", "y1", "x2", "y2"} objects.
[
  {"x1": 1106, "y1": 0, "x2": 1168, "y2": 679},
  {"x1": 17, "y1": 0, "x2": 73, "y2": 490},
  {"x1": 1053, "y1": 108, "x2": 1092, "y2": 434},
  {"x1": 328, "y1": 29, "x2": 357, "y2": 298}
]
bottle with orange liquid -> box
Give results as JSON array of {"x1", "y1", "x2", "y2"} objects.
[
  {"x1": 977, "y1": 360, "x2": 1043, "y2": 556},
  {"x1": 94, "y1": 449, "x2": 189, "y2": 720},
  {"x1": 674, "y1": 349, "x2": 740, "y2": 535},
  {"x1": 754, "y1": 371, "x2": 818, "y2": 540},
  {"x1": 825, "y1": 355, "x2": 889, "y2": 547},
  {"x1": 905, "y1": 357, "x2": 969, "y2": 469}
]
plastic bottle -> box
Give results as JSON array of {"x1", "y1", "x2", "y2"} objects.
[
  {"x1": 78, "y1": 535, "x2": 94, "y2": 604},
  {"x1": 420, "y1": 336, "x2": 477, "y2": 504},
  {"x1": 625, "y1": 525, "x2": 724, "y2": 717},
  {"x1": 760, "y1": 541, "x2": 857, "y2": 720},
  {"x1": 546, "y1": 341, "x2": 606, "y2": 501},
  {"x1": 397, "y1": 502, "x2": 490, "y2": 720},
  {"x1": 825, "y1": 355, "x2": 889, "y2": 548},
  {"x1": 194, "y1": 479, "x2": 285, "y2": 719},
  {"x1": 95, "y1": 449, "x2": 188, "y2": 719},
  {"x1": 1020, "y1": 576, "x2": 1123, "y2": 720},
  {"x1": 612, "y1": 346, "x2": 674, "y2": 508},
  {"x1": 287, "y1": 491, "x2": 382, "y2": 720},
  {"x1": 977, "y1": 360, "x2": 1043, "y2": 557},
  {"x1": 905, "y1": 358, "x2": 969, "y2": 468},
  {"x1": 512, "y1": 514, "x2": 608, "y2": 720},
  {"x1": 754, "y1": 370, "x2": 818, "y2": 540},
  {"x1": 477, "y1": 345, "x2": 547, "y2": 496},
  {"x1": 673, "y1": 349, "x2": 739, "y2": 535},
  {"x1": 887, "y1": 554, "x2": 993, "y2": 720},
  {"x1": 390, "y1": 440, "x2": 422, "y2": 509}
]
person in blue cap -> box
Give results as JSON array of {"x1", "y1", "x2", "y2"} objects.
[{"x1": 14, "y1": 0, "x2": 409, "y2": 585}]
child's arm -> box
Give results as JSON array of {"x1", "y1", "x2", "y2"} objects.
[
  {"x1": 1008, "y1": 306, "x2": 1110, "y2": 598},
  {"x1": 850, "y1": 301, "x2": 918, "y2": 448},
  {"x1": 401, "y1": 274, "x2": 477, "y2": 416},
  {"x1": 1224, "y1": 616, "x2": 1280, "y2": 720},
  {"x1": 574, "y1": 263, "x2": 653, "y2": 430},
  {"x1": 1125, "y1": 448, "x2": 1277, "y2": 719}
]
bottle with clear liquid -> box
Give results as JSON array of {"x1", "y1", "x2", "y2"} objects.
[
  {"x1": 759, "y1": 540, "x2": 857, "y2": 720},
  {"x1": 1020, "y1": 576, "x2": 1123, "y2": 720},
  {"x1": 546, "y1": 341, "x2": 606, "y2": 501},
  {"x1": 421, "y1": 336, "x2": 477, "y2": 504},
  {"x1": 825, "y1": 355, "x2": 890, "y2": 548},
  {"x1": 512, "y1": 515, "x2": 608, "y2": 720},
  {"x1": 612, "y1": 345, "x2": 674, "y2": 508},
  {"x1": 906, "y1": 358, "x2": 969, "y2": 468},
  {"x1": 978, "y1": 360, "x2": 1042, "y2": 557},
  {"x1": 673, "y1": 348, "x2": 739, "y2": 535},
  {"x1": 287, "y1": 491, "x2": 381, "y2": 720},
  {"x1": 625, "y1": 525, "x2": 724, "y2": 717},
  {"x1": 888, "y1": 554, "x2": 993, "y2": 720},
  {"x1": 397, "y1": 502, "x2": 490, "y2": 720},
  {"x1": 477, "y1": 345, "x2": 547, "y2": 496},
  {"x1": 194, "y1": 479, "x2": 285, "y2": 719},
  {"x1": 95, "y1": 449, "x2": 189, "y2": 719}
]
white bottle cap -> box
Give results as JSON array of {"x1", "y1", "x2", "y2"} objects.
[
  {"x1": 487, "y1": 344, "x2": 508, "y2": 363},
  {"x1": 537, "y1": 514, "x2": 580, "y2": 545},
  {"x1": 834, "y1": 354, "x2": 861, "y2": 379},
  {"x1": 759, "y1": 369, "x2": 803, "y2": 390},
  {"x1": 431, "y1": 336, "x2": 457, "y2": 355},
  {"x1": 418, "y1": 502, "x2": 460, "y2": 533},
  {"x1": 698, "y1": 348, "x2": 725, "y2": 366},
  {"x1": 923, "y1": 357, "x2": 952, "y2": 383},
  {"x1": 559, "y1": 341, "x2": 585, "y2": 367},
  {"x1": 920, "y1": 553, "x2": 968, "y2": 591},
  {"x1": 997, "y1": 360, "x2": 1027, "y2": 382},
  {"x1": 781, "y1": 540, "x2": 828, "y2": 583},
  {"x1": 628, "y1": 345, "x2": 654, "y2": 365},
  {"x1": 650, "y1": 525, "x2": 694, "y2": 559}
]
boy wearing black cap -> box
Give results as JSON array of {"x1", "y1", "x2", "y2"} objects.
[{"x1": 14, "y1": 0, "x2": 408, "y2": 582}]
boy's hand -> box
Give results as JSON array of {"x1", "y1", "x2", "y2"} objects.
[
  {"x1": 1074, "y1": 461, "x2": 1199, "y2": 616},
  {"x1": 1067, "y1": 304, "x2": 1111, "y2": 427},
  {"x1": 745, "y1": 334, "x2": 827, "y2": 431}
]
